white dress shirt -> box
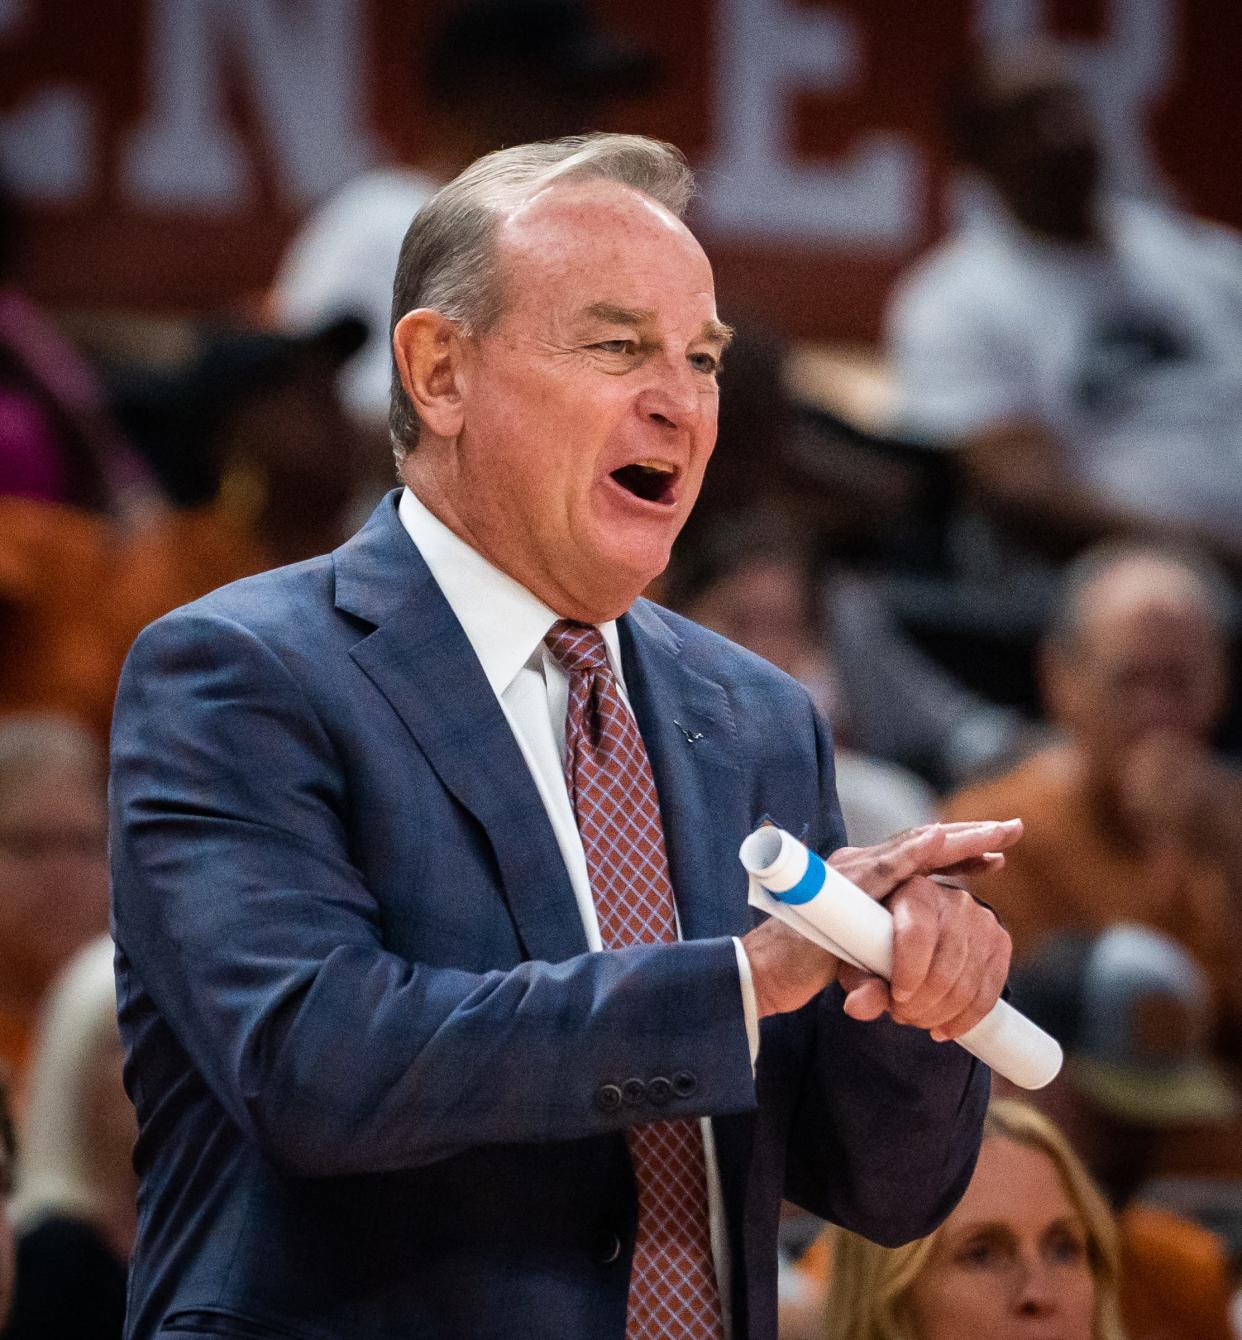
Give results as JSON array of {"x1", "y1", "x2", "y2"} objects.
[{"x1": 398, "y1": 488, "x2": 757, "y2": 1331}]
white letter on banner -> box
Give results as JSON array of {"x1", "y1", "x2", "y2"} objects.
[
  {"x1": 0, "y1": 0, "x2": 94, "y2": 201},
  {"x1": 123, "y1": 0, "x2": 379, "y2": 212},
  {"x1": 700, "y1": 0, "x2": 921, "y2": 247},
  {"x1": 976, "y1": 0, "x2": 1174, "y2": 198}
]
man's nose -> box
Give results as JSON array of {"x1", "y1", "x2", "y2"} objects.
[{"x1": 636, "y1": 357, "x2": 702, "y2": 432}]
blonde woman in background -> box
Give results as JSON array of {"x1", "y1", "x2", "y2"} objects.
[
  {"x1": 3, "y1": 935, "x2": 133, "y2": 1340},
  {"x1": 825, "y1": 1099, "x2": 1125, "y2": 1340}
]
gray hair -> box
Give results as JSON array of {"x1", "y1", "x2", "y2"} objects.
[{"x1": 387, "y1": 132, "x2": 697, "y2": 462}]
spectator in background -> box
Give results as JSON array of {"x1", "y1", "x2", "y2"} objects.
[
  {"x1": 273, "y1": 0, "x2": 659, "y2": 446},
  {"x1": 0, "y1": 177, "x2": 157, "y2": 522},
  {"x1": 4, "y1": 937, "x2": 132, "y2": 1340},
  {"x1": 109, "y1": 316, "x2": 365, "y2": 651},
  {"x1": 943, "y1": 543, "x2": 1242, "y2": 1056},
  {"x1": 677, "y1": 321, "x2": 938, "y2": 582},
  {"x1": 1006, "y1": 925, "x2": 1238, "y2": 1340},
  {"x1": 816, "y1": 1089, "x2": 1231, "y2": 1340},
  {"x1": 822, "y1": 1100, "x2": 1124, "y2": 1340},
  {"x1": 677, "y1": 320, "x2": 1034, "y2": 792},
  {"x1": 667, "y1": 516, "x2": 936, "y2": 845},
  {"x1": 0, "y1": 501, "x2": 119, "y2": 737},
  {"x1": 825, "y1": 575, "x2": 1036, "y2": 792},
  {"x1": 887, "y1": 46, "x2": 1242, "y2": 560},
  {"x1": 1009, "y1": 926, "x2": 1240, "y2": 1182},
  {"x1": 0, "y1": 717, "x2": 108, "y2": 1098},
  {"x1": 0, "y1": 317, "x2": 365, "y2": 739}
]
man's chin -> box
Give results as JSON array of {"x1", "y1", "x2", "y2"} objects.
[{"x1": 564, "y1": 544, "x2": 672, "y2": 622}]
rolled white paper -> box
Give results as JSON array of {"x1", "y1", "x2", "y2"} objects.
[{"x1": 739, "y1": 826, "x2": 1062, "y2": 1090}]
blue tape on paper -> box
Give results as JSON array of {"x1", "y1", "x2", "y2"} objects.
[{"x1": 772, "y1": 847, "x2": 827, "y2": 905}]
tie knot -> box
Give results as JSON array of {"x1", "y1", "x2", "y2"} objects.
[{"x1": 545, "y1": 619, "x2": 610, "y2": 675}]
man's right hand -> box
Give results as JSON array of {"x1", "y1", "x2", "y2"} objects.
[{"x1": 742, "y1": 820, "x2": 1021, "y2": 1021}]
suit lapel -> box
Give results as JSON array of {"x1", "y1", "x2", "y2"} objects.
[
  {"x1": 334, "y1": 494, "x2": 587, "y2": 964},
  {"x1": 620, "y1": 602, "x2": 751, "y2": 944}
]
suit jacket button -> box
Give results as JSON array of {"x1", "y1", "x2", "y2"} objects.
[
  {"x1": 672, "y1": 1070, "x2": 698, "y2": 1098},
  {"x1": 647, "y1": 1075, "x2": 672, "y2": 1105},
  {"x1": 595, "y1": 1083, "x2": 623, "y2": 1114},
  {"x1": 621, "y1": 1077, "x2": 646, "y2": 1105},
  {"x1": 595, "y1": 1232, "x2": 622, "y2": 1266}
]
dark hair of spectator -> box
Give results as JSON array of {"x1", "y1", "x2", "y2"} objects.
[
  {"x1": 943, "y1": 45, "x2": 1073, "y2": 170},
  {"x1": 422, "y1": 0, "x2": 659, "y2": 105}
]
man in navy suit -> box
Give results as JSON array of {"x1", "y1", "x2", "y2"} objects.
[{"x1": 110, "y1": 134, "x2": 1016, "y2": 1340}]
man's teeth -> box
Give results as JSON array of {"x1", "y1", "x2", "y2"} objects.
[{"x1": 632, "y1": 460, "x2": 674, "y2": 474}]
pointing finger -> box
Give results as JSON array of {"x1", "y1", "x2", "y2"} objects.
[{"x1": 932, "y1": 819, "x2": 1022, "y2": 869}]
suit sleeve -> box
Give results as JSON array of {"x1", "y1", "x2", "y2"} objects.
[
  {"x1": 110, "y1": 610, "x2": 757, "y2": 1177},
  {"x1": 779, "y1": 702, "x2": 990, "y2": 1246}
]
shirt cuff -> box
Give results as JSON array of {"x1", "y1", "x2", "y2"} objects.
[{"x1": 732, "y1": 936, "x2": 760, "y2": 1071}]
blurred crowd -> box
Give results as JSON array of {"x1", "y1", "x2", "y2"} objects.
[{"x1": 3, "y1": 2, "x2": 1242, "y2": 1337}]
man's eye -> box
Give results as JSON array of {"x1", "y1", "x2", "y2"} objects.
[
  {"x1": 593, "y1": 340, "x2": 634, "y2": 354},
  {"x1": 690, "y1": 353, "x2": 721, "y2": 375}
]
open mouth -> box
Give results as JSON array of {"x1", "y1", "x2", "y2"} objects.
[{"x1": 609, "y1": 460, "x2": 678, "y2": 505}]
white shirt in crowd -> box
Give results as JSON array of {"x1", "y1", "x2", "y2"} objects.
[
  {"x1": 888, "y1": 195, "x2": 1242, "y2": 546},
  {"x1": 275, "y1": 167, "x2": 440, "y2": 425},
  {"x1": 398, "y1": 486, "x2": 760, "y2": 1334}
]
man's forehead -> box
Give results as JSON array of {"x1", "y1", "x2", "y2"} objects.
[
  {"x1": 498, "y1": 179, "x2": 712, "y2": 284},
  {"x1": 507, "y1": 176, "x2": 686, "y2": 232},
  {"x1": 492, "y1": 192, "x2": 719, "y2": 342}
]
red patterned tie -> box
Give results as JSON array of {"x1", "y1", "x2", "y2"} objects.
[{"x1": 545, "y1": 619, "x2": 724, "y2": 1340}]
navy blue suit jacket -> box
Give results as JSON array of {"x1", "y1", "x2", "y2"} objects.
[{"x1": 109, "y1": 491, "x2": 988, "y2": 1340}]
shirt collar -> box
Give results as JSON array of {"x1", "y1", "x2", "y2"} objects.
[{"x1": 397, "y1": 487, "x2": 625, "y2": 696}]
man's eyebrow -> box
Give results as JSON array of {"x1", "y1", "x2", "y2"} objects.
[
  {"x1": 584, "y1": 302, "x2": 653, "y2": 327},
  {"x1": 582, "y1": 304, "x2": 734, "y2": 350},
  {"x1": 702, "y1": 319, "x2": 734, "y2": 349}
]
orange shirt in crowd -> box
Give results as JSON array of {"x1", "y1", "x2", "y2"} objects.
[
  {"x1": 107, "y1": 503, "x2": 271, "y2": 656},
  {"x1": 0, "y1": 496, "x2": 278, "y2": 741},
  {"x1": 0, "y1": 497, "x2": 121, "y2": 738},
  {"x1": 1118, "y1": 1202, "x2": 1235, "y2": 1340},
  {"x1": 942, "y1": 744, "x2": 1242, "y2": 1039}
]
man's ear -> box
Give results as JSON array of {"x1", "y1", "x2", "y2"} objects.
[{"x1": 392, "y1": 309, "x2": 467, "y2": 441}]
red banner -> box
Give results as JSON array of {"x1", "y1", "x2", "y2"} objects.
[{"x1": 1, "y1": 0, "x2": 1238, "y2": 340}]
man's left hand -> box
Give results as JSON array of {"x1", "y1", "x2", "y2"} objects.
[{"x1": 836, "y1": 875, "x2": 1012, "y2": 1042}]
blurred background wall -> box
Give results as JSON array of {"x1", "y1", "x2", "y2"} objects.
[{"x1": 2, "y1": 0, "x2": 1239, "y2": 340}]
